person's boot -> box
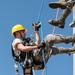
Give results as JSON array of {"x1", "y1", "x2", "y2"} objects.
[
  {"x1": 48, "y1": 7, "x2": 71, "y2": 28},
  {"x1": 49, "y1": 0, "x2": 68, "y2": 9}
]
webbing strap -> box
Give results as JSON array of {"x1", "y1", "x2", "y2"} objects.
[
  {"x1": 41, "y1": 23, "x2": 47, "y2": 75},
  {"x1": 36, "y1": 0, "x2": 46, "y2": 75},
  {"x1": 14, "y1": 61, "x2": 20, "y2": 75}
]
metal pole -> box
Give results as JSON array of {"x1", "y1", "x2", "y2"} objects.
[{"x1": 73, "y1": 5, "x2": 75, "y2": 75}]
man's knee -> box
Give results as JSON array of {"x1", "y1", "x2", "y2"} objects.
[{"x1": 44, "y1": 34, "x2": 55, "y2": 41}]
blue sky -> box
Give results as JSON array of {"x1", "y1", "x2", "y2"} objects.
[{"x1": 0, "y1": 0, "x2": 74, "y2": 75}]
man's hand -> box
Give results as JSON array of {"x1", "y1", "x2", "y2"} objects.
[
  {"x1": 37, "y1": 42, "x2": 46, "y2": 49},
  {"x1": 32, "y1": 22, "x2": 41, "y2": 31}
]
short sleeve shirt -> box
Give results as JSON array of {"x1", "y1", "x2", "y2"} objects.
[{"x1": 12, "y1": 38, "x2": 23, "y2": 56}]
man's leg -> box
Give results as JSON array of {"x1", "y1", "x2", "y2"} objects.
[
  {"x1": 51, "y1": 46, "x2": 75, "y2": 55},
  {"x1": 48, "y1": 0, "x2": 75, "y2": 28},
  {"x1": 44, "y1": 34, "x2": 75, "y2": 44},
  {"x1": 32, "y1": 34, "x2": 75, "y2": 69}
]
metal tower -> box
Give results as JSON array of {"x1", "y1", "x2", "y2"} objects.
[{"x1": 73, "y1": 5, "x2": 75, "y2": 75}]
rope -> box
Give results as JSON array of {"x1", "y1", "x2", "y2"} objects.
[
  {"x1": 40, "y1": 22, "x2": 44, "y2": 42},
  {"x1": 42, "y1": 68, "x2": 47, "y2": 75},
  {"x1": 41, "y1": 23, "x2": 47, "y2": 75},
  {"x1": 36, "y1": 0, "x2": 46, "y2": 75},
  {"x1": 37, "y1": 0, "x2": 45, "y2": 22},
  {"x1": 42, "y1": 68, "x2": 45, "y2": 75},
  {"x1": 52, "y1": 8, "x2": 60, "y2": 34}
]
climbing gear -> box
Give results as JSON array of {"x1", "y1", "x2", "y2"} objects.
[
  {"x1": 37, "y1": 0, "x2": 45, "y2": 22},
  {"x1": 22, "y1": 37, "x2": 35, "y2": 46},
  {"x1": 49, "y1": 0, "x2": 68, "y2": 9},
  {"x1": 12, "y1": 24, "x2": 28, "y2": 36},
  {"x1": 32, "y1": 22, "x2": 41, "y2": 31},
  {"x1": 22, "y1": 51, "x2": 33, "y2": 68}
]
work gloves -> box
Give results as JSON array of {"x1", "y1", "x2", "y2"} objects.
[
  {"x1": 37, "y1": 42, "x2": 46, "y2": 49},
  {"x1": 32, "y1": 22, "x2": 41, "y2": 31}
]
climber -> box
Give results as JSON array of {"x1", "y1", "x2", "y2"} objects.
[{"x1": 11, "y1": 23, "x2": 43, "y2": 75}]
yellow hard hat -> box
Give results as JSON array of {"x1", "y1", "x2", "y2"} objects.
[{"x1": 12, "y1": 24, "x2": 28, "y2": 36}]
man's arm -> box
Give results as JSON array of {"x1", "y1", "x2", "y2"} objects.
[
  {"x1": 16, "y1": 43, "x2": 38, "y2": 52},
  {"x1": 35, "y1": 31, "x2": 40, "y2": 45},
  {"x1": 32, "y1": 22, "x2": 41, "y2": 46}
]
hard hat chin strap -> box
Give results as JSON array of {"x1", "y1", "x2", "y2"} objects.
[{"x1": 19, "y1": 31, "x2": 24, "y2": 39}]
